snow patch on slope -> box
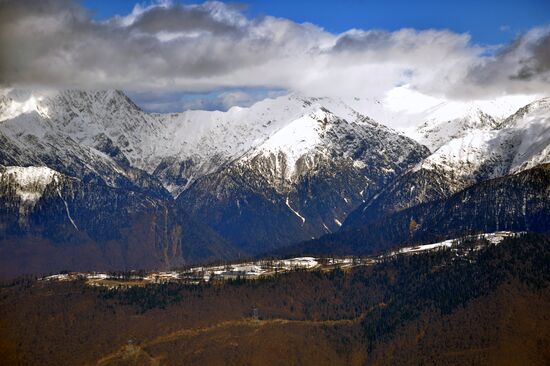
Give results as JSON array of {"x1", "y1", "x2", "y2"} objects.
[
  {"x1": 0, "y1": 166, "x2": 59, "y2": 204},
  {"x1": 395, "y1": 231, "x2": 519, "y2": 255},
  {"x1": 55, "y1": 187, "x2": 78, "y2": 230},
  {"x1": 285, "y1": 197, "x2": 306, "y2": 224}
]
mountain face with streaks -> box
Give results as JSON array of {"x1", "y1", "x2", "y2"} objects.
[
  {"x1": 0, "y1": 90, "x2": 170, "y2": 199},
  {"x1": 177, "y1": 105, "x2": 429, "y2": 252}
]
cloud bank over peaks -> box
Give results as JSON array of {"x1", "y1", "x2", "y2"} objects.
[{"x1": 0, "y1": 0, "x2": 548, "y2": 105}]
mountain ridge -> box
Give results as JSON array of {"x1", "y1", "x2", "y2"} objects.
[{"x1": 1, "y1": 88, "x2": 549, "y2": 276}]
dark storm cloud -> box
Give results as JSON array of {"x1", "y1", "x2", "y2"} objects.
[
  {"x1": 454, "y1": 27, "x2": 550, "y2": 98},
  {"x1": 512, "y1": 33, "x2": 550, "y2": 80}
]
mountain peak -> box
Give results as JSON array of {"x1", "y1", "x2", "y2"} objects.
[
  {"x1": 51, "y1": 89, "x2": 142, "y2": 114},
  {"x1": 501, "y1": 96, "x2": 550, "y2": 128}
]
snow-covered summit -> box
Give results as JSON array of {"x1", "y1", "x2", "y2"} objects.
[
  {"x1": 242, "y1": 104, "x2": 389, "y2": 183},
  {"x1": 336, "y1": 86, "x2": 538, "y2": 150},
  {"x1": 0, "y1": 90, "x2": 379, "y2": 195},
  {"x1": 247, "y1": 109, "x2": 328, "y2": 180},
  {"x1": 414, "y1": 96, "x2": 550, "y2": 187},
  {"x1": 1, "y1": 88, "x2": 547, "y2": 199},
  {"x1": 505, "y1": 97, "x2": 550, "y2": 173},
  {"x1": 408, "y1": 96, "x2": 538, "y2": 152}
]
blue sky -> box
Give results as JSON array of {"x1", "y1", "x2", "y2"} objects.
[{"x1": 83, "y1": 0, "x2": 550, "y2": 45}]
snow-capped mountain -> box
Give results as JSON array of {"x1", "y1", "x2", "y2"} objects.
[
  {"x1": 339, "y1": 86, "x2": 537, "y2": 151},
  {"x1": 418, "y1": 97, "x2": 550, "y2": 183},
  {"x1": 408, "y1": 96, "x2": 536, "y2": 152},
  {"x1": 0, "y1": 90, "x2": 387, "y2": 197},
  {"x1": 1, "y1": 87, "x2": 549, "y2": 274},
  {"x1": 0, "y1": 90, "x2": 170, "y2": 198},
  {"x1": 504, "y1": 97, "x2": 550, "y2": 173},
  {"x1": 152, "y1": 95, "x2": 371, "y2": 195},
  {"x1": 0, "y1": 89, "x2": 429, "y2": 257},
  {"x1": 2, "y1": 88, "x2": 541, "y2": 198},
  {"x1": 178, "y1": 104, "x2": 428, "y2": 252},
  {"x1": 344, "y1": 96, "x2": 550, "y2": 228}
]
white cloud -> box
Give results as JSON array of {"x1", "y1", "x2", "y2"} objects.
[{"x1": 0, "y1": 0, "x2": 548, "y2": 103}]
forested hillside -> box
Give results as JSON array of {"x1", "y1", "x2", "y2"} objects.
[{"x1": 1, "y1": 233, "x2": 549, "y2": 365}]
